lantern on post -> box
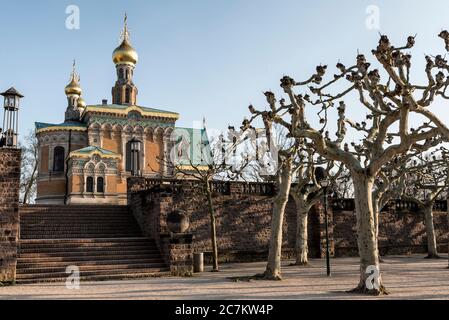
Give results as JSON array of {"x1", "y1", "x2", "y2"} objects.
[
  {"x1": 1, "y1": 87, "x2": 24, "y2": 148},
  {"x1": 314, "y1": 166, "x2": 331, "y2": 277},
  {"x1": 129, "y1": 137, "x2": 142, "y2": 176}
]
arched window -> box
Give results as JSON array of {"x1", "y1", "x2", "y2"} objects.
[
  {"x1": 97, "y1": 177, "x2": 104, "y2": 193},
  {"x1": 125, "y1": 88, "x2": 131, "y2": 104},
  {"x1": 86, "y1": 177, "x2": 94, "y2": 193},
  {"x1": 53, "y1": 146, "x2": 65, "y2": 172}
]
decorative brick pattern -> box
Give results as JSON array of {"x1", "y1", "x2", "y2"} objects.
[{"x1": 0, "y1": 148, "x2": 21, "y2": 283}]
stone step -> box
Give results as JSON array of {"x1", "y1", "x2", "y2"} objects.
[
  {"x1": 20, "y1": 205, "x2": 130, "y2": 210},
  {"x1": 21, "y1": 216, "x2": 134, "y2": 220},
  {"x1": 16, "y1": 267, "x2": 169, "y2": 280},
  {"x1": 19, "y1": 237, "x2": 154, "y2": 244},
  {"x1": 17, "y1": 205, "x2": 168, "y2": 283},
  {"x1": 21, "y1": 226, "x2": 141, "y2": 231},
  {"x1": 19, "y1": 244, "x2": 158, "y2": 253},
  {"x1": 16, "y1": 270, "x2": 171, "y2": 284},
  {"x1": 19, "y1": 243, "x2": 158, "y2": 251},
  {"x1": 21, "y1": 211, "x2": 132, "y2": 215},
  {"x1": 17, "y1": 258, "x2": 164, "y2": 268},
  {"x1": 21, "y1": 219, "x2": 136, "y2": 224},
  {"x1": 18, "y1": 248, "x2": 161, "y2": 257},
  {"x1": 21, "y1": 214, "x2": 135, "y2": 218},
  {"x1": 21, "y1": 234, "x2": 143, "y2": 239},
  {"x1": 20, "y1": 238, "x2": 155, "y2": 248},
  {"x1": 18, "y1": 254, "x2": 163, "y2": 264},
  {"x1": 17, "y1": 262, "x2": 168, "y2": 274}
]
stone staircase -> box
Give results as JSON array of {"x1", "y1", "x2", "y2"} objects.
[{"x1": 17, "y1": 205, "x2": 169, "y2": 283}]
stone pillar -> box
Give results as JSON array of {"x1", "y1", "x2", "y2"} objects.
[
  {"x1": 121, "y1": 132, "x2": 129, "y2": 172},
  {"x1": 161, "y1": 233, "x2": 194, "y2": 277},
  {"x1": 0, "y1": 148, "x2": 21, "y2": 283},
  {"x1": 162, "y1": 135, "x2": 170, "y2": 176}
]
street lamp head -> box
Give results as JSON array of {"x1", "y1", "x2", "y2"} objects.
[
  {"x1": 1, "y1": 87, "x2": 24, "y2": 111},
  {"x1": 129, "y1": 137, "x2": 141, "y2": 151},
  {"x1": 320, "y1": 179, "x2": 330, "y2": 188},
  {"x1": 314, "y1": 166, "x2": 329, "y2": 188},
  {"x1": 1, "y1": 87, "x2": 23, "y2": 148}
]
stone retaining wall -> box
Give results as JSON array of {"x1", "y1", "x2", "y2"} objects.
[{"x1": 0, "y1": 148, "x2": 21, "y2": 283}]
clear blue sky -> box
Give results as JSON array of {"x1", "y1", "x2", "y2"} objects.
[{"x1": 2, "y1": 0, "x2": 449, "y2": 139}]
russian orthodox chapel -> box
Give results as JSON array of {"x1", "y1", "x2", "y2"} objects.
[{"x1": 35, "y1": 17, "x2": 209, "y2": 205}]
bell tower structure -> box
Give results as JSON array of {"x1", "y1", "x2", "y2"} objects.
[{"x1": 112, "y1": 14, "x2": 139, "y2": 105}]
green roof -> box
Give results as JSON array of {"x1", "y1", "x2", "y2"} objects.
[
  {"x1": 85, "y1": 104, "x2": 179, "y2": 116},
  {"x1": 72, "y1": 146, "x2": 117, "y2": 155},
  {"x1": 172, "y1": 127, "x2": 212, "y2": 166},
  {"x1": 35, "y1": 121, "x2": 87, "y2": 130}
]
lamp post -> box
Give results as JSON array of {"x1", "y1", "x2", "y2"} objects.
[
  {"x1": 1, "y1": 87, "x2": 24, "y2": 148},
  {"x1": 129, "y1": 138, "x2": 141, "y2": 176},
  {"x1": 314, "y1": 166, "x2": 331, "y2": 276}
]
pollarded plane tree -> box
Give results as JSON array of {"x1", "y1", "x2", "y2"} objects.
[
  {"x1": 160, "y1": 128, "x2": 250, "y2": 272},
  {"x1": 400, "y1": 147, "x2": 449, "y2": 259},
  {"x1": 371, "y1": 148, "x2": 439, "y2": 248},
  {"x1": 238, "y1": 110, "x2": 299, "y2": 280},
  {"x1": 248, "y1": 33, "x2": 449, "y2": 295},
  {"x1": 289, "y1": 148, "x2": 344, "y2": 266}
]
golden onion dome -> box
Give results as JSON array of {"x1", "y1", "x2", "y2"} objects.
[
  {"x1": 77, "y1": 96, "x2": 86, "y2": 109},
  {"x1": 65, "y1": 61, "x2": 82, "y2": 96},
  {"x1": 65, "y1": 77, "x2": 82, "y2": 96},
  {"x1": 112, "y1": 39, "x2": 138, "y2": 66},
  {"x1": 113, "y1": 14, "x2": 138, "y2": 66}
]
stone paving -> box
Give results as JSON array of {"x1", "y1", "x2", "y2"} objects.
[{"x1": 1, "y1": 255, "x2": 448, "y2": 300}]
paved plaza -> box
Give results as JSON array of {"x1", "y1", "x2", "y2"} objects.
[{"x1": 1, "y1": 255, "x2": 448, "y2": 300}]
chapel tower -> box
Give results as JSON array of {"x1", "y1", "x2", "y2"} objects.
[
  {"x1": 111, "y1": 14, "x2": 139, "y2": 105},
  {"x1": 64, "y1": 61, "x2": 86, "y2": 121}
]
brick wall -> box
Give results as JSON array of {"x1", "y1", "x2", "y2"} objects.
[
  {"x1": 0, "y1": 148, "x2": 21, "y2": 283},
  {"x1": 128, "y1": 178, "x2": 324, "y2": 263},
  {"x1": 128, "y1": 178, "x2": 449, "y2": 264},
  {"x1": 333, "y1": 207, "x2": 449, "y2": 256}
]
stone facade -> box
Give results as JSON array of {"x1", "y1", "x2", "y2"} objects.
[
  {"x1": 129, "y1": 178, "x2": 449, "y2": 265},
  {"x1": 0, "y1": 148, "x2": 21, "y2": 283}
]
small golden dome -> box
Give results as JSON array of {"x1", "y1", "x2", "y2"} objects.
[
  {"x1": 65, "y1": 77, "x2": 82, "y2": 96},
  {"x1": 65, "y1": 61, "x2": 82, "y2": 96},
  {"x1": 112, "y1": 39, "x2": 138, "y2": 65},
  {"x1": 77, "y1": 96, "x2": 86, "y2": 109}
]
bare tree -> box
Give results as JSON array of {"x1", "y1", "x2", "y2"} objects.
[
  {"x1": 19, "y1": 130, "x2": 38, "y2": 204},
  {"x1": 333, "y1": 168, "x2": 354, "y2": 199},
  {"x1": 160, "y1": 128, "x2": 249, "y2": 272},
  {"x1": 247, "y1": 33, "x2": 449, "y2": 294},
  {"x1": 239, "y1": 111, "x2": 299, "y2": 280},
  {"x1": 290, "y1": 149, "x2": 343, "y2": 266},
  {"x1": 400, "y1": 148, "x2": 449, "y2": 258}
]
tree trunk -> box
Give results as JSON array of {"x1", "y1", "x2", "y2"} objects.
[
  {"x1": 23, "y1": 161, "x2": 38, "y2": 204},
  {"x1": 372, "y1": 199, "x2": 380, "y2": 241},
  {"x1": 205, "y1": 181, "x2": 219, "y2": 272},
  {"x1": 264, "y1": 158, "x2": 293, "y2": 280},
  {"x1": 349, "y1": 173, "x2": 387, "y2": 295},
  {"x1": 447, "y1": 198, "x2": 449, "y2": 268},
  {"x1": 292, "y1": 196, "x2": 309, "y2": 265},
  {"x1": 372, "y1": 198, "x2": 384, "y2": 262},
  {"x1": 423, "y1": 204, "x2": 439, "y2": 259}
]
